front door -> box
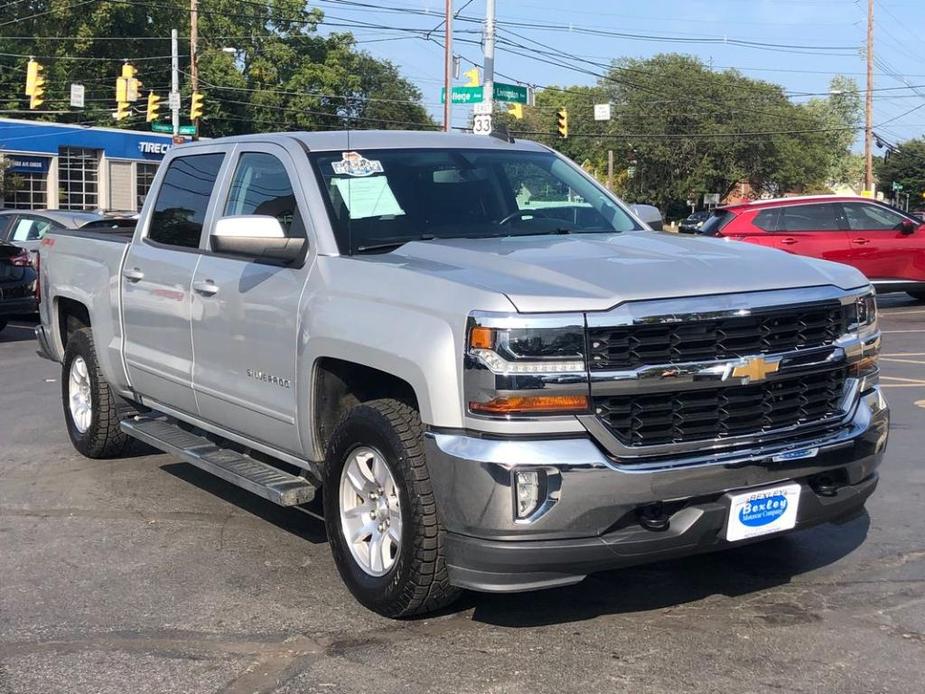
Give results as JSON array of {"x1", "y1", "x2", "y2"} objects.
[
  {"x1": 840, "y1": 201, "x2": 925, "y2": 282},
  {"x1": 122, "y1": 150, "x2": 227, "y2": 415},
  {"x1": 190, "y1": 145, "x2": 311, "y2": 453}
]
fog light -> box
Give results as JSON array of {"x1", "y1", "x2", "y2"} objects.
[{"x1": 513, "y1": 469, "x2": 543, "y2": 519}]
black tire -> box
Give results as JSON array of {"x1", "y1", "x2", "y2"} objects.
[
  {"x1": 62, "y1": 327, "x2": 137, "y2": 458},
  {"x1": 908, "y1": 291, "x2": 925, "y2": 302},
  {"x1": 323, "y1": 399, "x2": 460, "y2": 618}
]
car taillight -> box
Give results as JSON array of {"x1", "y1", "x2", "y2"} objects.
[{"x1": 10, "y1": 248, "x2": 31, "y2": 267}]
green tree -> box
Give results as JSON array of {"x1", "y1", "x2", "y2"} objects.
[
  {"x1": 876, "y1": 138, "x2": 925, "y2": 202},
  {"x1": 799, "y1": 76, "x2": 863, "y2": 187},
  {"x1": 0, "y1": 0, "x2": 434, "y2": 136}
]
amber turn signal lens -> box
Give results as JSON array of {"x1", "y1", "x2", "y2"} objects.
[
  {"x1": 469, "y1": 394, "x2": 590, "y2": 415},
  {"x1": 469, "y1": 326, "x2": 495, "y2": 350}
]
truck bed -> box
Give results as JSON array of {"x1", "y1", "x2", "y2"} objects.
[{"x1": 39, "y1": 229, "x2": 132, "y2": 392}]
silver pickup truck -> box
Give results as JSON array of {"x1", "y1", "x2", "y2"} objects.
[{"x1": 36, "y1": 131, "x2": 888, "y2": 617}]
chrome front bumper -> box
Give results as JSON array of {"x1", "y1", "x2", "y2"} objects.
[{"x1": 424, "y1": 386, "x2": 888, "y2": 591}]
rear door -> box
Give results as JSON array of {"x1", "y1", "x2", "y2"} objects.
[
  {"x1": 839, "y1": 201, "x2": 925, "y2": 282},
  {"x1": 751, "y1": 203, "x2": 854, "y2": 263},
  {"x1": 121, "y1": 149, "x2": 227, "y2": 415},
  {"x1": 190, "y1": 144, "x2": 311, "y2": 453}
]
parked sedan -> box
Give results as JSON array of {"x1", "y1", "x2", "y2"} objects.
[
  {"x1": 698, "y1": 195, "x2": 925, "y2": 299},
  {"x1": 678, "y1": 209, "x2": 711, "y2": 233},
  {"x1": 0, "y1": 242, "x2": 37, "y2": 333},
  {"x1": 0, "y1": 210, "x2": 112, "y2": 253}
]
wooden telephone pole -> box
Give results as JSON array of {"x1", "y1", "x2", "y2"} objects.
[
  {"x1": 864, "y1": 0, "x2": 874, "y2": 193},
  {"x1": 443, "y1": 0, "x2": 452, "y2": 132}
]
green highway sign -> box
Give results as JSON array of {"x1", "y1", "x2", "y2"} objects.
[
  {"x1": 493, "y1": 82, "x2": 528, "y2": 104},
  {"x1": 440, "y1": 86, "x2": 484, "y2": 104},
  {"x1": 178, "y1": 124, "x2": 196, "y2": 135}
]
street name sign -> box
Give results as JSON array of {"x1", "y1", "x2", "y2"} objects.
[
  {"x1": 441, "y1": 86, "x2": 484, "y2": 104},
  {"x1": 492, "y1": 82, "x2": 528, "y2": 104}
]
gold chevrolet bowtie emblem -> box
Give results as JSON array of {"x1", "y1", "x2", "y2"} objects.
[{"x1": 731, "y1": 356, "x2": 781, "y2": 382}]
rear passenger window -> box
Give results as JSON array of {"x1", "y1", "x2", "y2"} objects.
[
  {"x1": 223, "y1": 152, "x2": 300, "y2": 235},
  {"x1": 780, "y1": 203, "x2": 840, "y2": 232},
  {"x1": 753, "y1": 208, "x2": 781, "y2": 232},
  {"x1": 699, "y1": 210, "x2": 734, "y2": 236},
  {"x1": 148, "y1": 153, "x2": 224, "y2": 248}
]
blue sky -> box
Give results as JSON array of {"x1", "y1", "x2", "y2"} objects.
[{"x1": 315, "y1": 0, "x2": 925, "y2": 146}]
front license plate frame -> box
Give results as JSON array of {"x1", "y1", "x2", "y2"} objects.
[{"x1": 725, "y1": 483, "x2": 801, "y2": 542}]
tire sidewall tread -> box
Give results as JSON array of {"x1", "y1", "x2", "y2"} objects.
[{"x1": 323, "y1": 398, "x2": 459, "y2": 618}]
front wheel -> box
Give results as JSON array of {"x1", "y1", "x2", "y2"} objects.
[
  {"x1": 62, "y1": 327, "x2": 136, "y2": 458},
  {"x1": 323, "y1": 399, "x2": 460, "y2": 618}
]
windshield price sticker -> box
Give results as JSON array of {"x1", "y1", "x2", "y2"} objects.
[{"x1": 332, "y1": 151, "x2": 384, "y2": 177}]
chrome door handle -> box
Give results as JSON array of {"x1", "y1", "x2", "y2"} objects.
[
  {"x1": 780, "y1": 237, "x2": 797, "y2": 245},
  {"x1": 192, "y1": 280, "x2": 219, "y2": 296},
  {"x1": 122, "y1": 267, "x2": 144, "y2": 282},
  {"x1": 851, "y1": 237, "x2": 870, "y2": 245}
]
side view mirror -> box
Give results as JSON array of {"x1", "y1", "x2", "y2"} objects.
[
  {"x1": 630, "y1": 204, "x2": 664, "y2": 231},
  {"x1": 211, "y1": 215, "x2": 305, "y2": 262},
  {"x1": 899, "y1": 219, "x2": 916, "y2": 235}
]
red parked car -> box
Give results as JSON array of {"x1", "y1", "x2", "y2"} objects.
[{"x1": 699, "y1": 195, "x2": 925, "y2": 300}]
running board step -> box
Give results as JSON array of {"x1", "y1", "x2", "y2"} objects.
[{"x1": 120, "y1": 416, "x2": 317, "y2": 507}]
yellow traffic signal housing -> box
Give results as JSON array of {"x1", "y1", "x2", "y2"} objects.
[
  {"x1": 557, "y1": 108, "x2": 568, "y2": 138},
  {"x1": 25, "y1": 59, "x2": 41, "y2": 95},
  {"x1": 115, "y1": 99, "x2": 130, "y2": 121},
  {"x1": 463, "y1": 68, "x2": 480, "y2": 87},
  {"x1": 114, "y1": 76, "x2": 130, "y2": 120},
  {"x1": 190, "y1": 91, "x2": 204, "y2": 121},
  {"x1": 146, "y1": 91, "x2": 162, "y2": 122},
  {"x1": 508, "y1": 103, "x2": 523, "y2": 120},
  {"x1": 26, "y1": 59, "x2": 45, "y2": 109}
]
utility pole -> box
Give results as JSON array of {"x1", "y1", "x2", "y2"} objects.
[
  {"x1": 607, "y1": 150, "x2": 614, "y2": 191},
  {"x1": 443, "y1": 0, "x2": 452, "y2": 132},
  {"x1": 190, "y1": 0, "x2": 200, "y2": 139},
  {"x1": 483, "y1": 0, "x2": 496, "y2": 109},
  {"x1": 170, "y1": 29, "x2": 180, "y2": 137},
  {"x1": 864, "y1": 0, "x2": 874, "y2": 193}
]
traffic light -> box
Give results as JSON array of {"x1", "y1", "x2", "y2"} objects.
[
  {"x1": 557, "y1": 107, "x2": 568, "y2": 138},
  {"x1": 190, "y1": 91, "x2": 204, "y2": 121},
  {"x1": 146, "y1": 91, "x2": 162, "y2": 122},
  {"x1": 25, "y1": 59, "x2": 45, "y2": 109},
  {"x1": 121, "y1": 63, "x2": 140, "y2": 101},
  {"x1": 508, "y1": 103, "x2": 523, "y2": 120},
  {"x1": 115, "y1": 75, "x2": 129, "y2": 120}
]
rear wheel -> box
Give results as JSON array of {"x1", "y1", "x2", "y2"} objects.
[
  {"x1": 907, "y1": 291, "x2": 925, "y2": 302},
  {"x1": 62, "y1": 328, "x2": 137, "y2": 458},
  {"x1": 323, "y1": 399, "x2": 460, "y2": 618}
]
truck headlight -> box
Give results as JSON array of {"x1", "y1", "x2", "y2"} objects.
[
  {"x1": 845, "y1": 291, "x2": 878, "y2": 331},
  {"x1": 465, "y1": 313, "x2": 590, "y2": 416}
]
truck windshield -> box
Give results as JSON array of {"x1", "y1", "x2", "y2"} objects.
[{"x1": 309, "y1": 148, "x2": 642, "y2": 254}]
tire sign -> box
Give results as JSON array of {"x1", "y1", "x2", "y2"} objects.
[{"x1": 473, "y1": 114, "x2": 492, "y2": 136}]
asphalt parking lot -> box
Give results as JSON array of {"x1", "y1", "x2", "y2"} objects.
[{"x1": 1, "y1": 296, "x2": 923, "y2": 694}]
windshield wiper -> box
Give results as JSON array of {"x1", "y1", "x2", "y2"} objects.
[
  {"x1": 354, "y1": 234, "x2": 435, "y2": 254},
  {"x1": 499, "y1": 227, "x2": 575, "y2": 238}
]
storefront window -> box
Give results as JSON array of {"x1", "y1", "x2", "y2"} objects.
[
  {"x1": 58, "y1": 147, "x2": 100, "y2": 210},
  {"x1": 2, "y1": 156, "x2": 49, "y2": 209},
  {"x1": 136, "y1": 162, "x2": 159, "y2": 209}
]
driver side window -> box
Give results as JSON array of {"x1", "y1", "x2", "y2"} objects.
[{"x1": 224, "y1": 152, "x2": 301, "y2": 237}]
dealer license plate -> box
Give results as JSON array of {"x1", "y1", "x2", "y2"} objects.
[{"x1": 725, "y1": 483, "x2": 801, "y2": 542}]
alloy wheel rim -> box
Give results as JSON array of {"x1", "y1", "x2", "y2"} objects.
[
  {"x1": 338, "y1": 446, "x2": 402, "y2": 577},
  {"x1": 68, "y1": 356, "x2": 92, "y2": 433}
]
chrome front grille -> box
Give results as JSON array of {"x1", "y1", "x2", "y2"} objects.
[
  {"x1": 593, "y1": 367, "x2": 848, "y2": 447},
  {"x1": 587, "y1": 301, "x2": 844, "y2": 371}
]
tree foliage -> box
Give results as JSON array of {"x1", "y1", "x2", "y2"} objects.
[
  {"x1": 876, "y1": 138, "x2": 925, "y2": 204},
  {"x1": 0, "y1": 0, "x2": 434, "y2": 136},
  {"x1": 509, "y1": 54, "x2": 861, "y2": 215}
]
